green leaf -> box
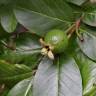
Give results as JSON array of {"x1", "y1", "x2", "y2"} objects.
[
  {"x1": 0, "y1": 24, "x2": 9, "y2": 39},
  {"x1": 0, "y1": 0, "x2": 15, "y2": 5},
  {"x1": 14, "y1": 0, "x2": 74, "y2": 36},
  {"x1": 0, "y1": 33, "x2": 42, "y2": 68},
  {"x1": 0, "y1": 60, "x2": 32, "y2": 87},
  {"x1": 0, "y1": 49, "x2": 42, "y2": 69},
  {"x1": 66, "y1": 0, "x2": 86, "y2": 6},
  {"x1": 77, "y1": 31, "x2": 96, "y2": 61},
  {"x1": 14, "y1": 8, "x2": 70, "y2": 36},
  {"x1": 66, "y1": 34, "x2": 78, "y2": 55},
  {"x1": 15, "y1": 33, "x2": 41, "y2": 52},
  {"x1": 82, "y1": 5, "x2": 96, "y2": 27},
  {"x1": 74, "y1": 51, "x2": 96, "y2": 95},
  {"x1": 7, "y1": 78, "x2": 33, "y2": 96},
  {"x1": 18, "y1": 0, "x2": 74, "y2": 21},
  {"x1": 0, "y1": 10, "x2": 17, "y2": 33},
  {"x1": 33, "y1": 55, "x2": 82, "y2": 96}
]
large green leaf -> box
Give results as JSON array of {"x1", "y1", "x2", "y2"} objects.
[
  {"x1": 14, "y1": 8, "x2": 70, "y2": 36},
  {"x1": 0, "y1": 10, "x2": 17, "y2": 33},
  {"x1": 33, "y1": 55, "x2": 82, "y2": 96},
  {"x1": 0, "y1": 60, "x2": 32, "y2": 87},
  {"x1": 7, "y1": 78, "x2": 33, "y2": 96},
  {"x1": 74, "y1": 51, "x2": 96, "y2": 95},
  {"x1": 14, "y1": 0, "x2": 74, "y2": 36},
  {"x1": 18, "y1": 0, "x2": 74, "y2": 21},
  {"x1": 0, "y1": 33, "x2": 42, "y2": 68},
  {"x1": 77, "y1": 31, "x2": 96, "y2": 61}
]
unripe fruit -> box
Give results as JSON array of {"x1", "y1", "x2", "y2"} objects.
[{"x1": 44, "y1": 29, "x2": 68, "y2": 54}]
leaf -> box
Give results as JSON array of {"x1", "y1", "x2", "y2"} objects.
[
  {"x1": 7, "y1": 78, "x2": 33, "y2": 96},
  {"x1": 0, "y1": 50, "x2": 42, "y2": 69},
  {"x1": 0, "y1": 60, "x2": 32, "y2": 87},
  {"x1": 33, "y1": 55, "x2": 82, "y2": 96},
  {"x1": 77, "y1": 31, "x2": 96, "y2": 61},
  {"x1": 0, "y1": 33, "x2": 42, "y2": 68},
  {"x1": 18, "y1": 0, "x2": 74, "y2": 21},
  {"x1": 82, "y1": 5, "x2": 96, "y2": 27},
  {"x1": 0, "y1": 24, "x2": 10, "y2": 54},
  {"x1": 14, "y1": 8, "x2": 70, "y2": 36},
  {"x1": 0, "y1": 24, "x2": 9, "y2": 39},
  {"x1": 66, "y1": 34, "x2": 78, "y2": 55},
  {"x1": 14, "y1": 0, "x2": 74, "y2": 36},
  {"x1": 66, "y1": 0, "x2": 86, "y2": 6},
  {"x1": 74, "y1": 51, "x2": 96, "y2": 95},
  {"x1": 0, "y1": 10, "x2": 17, "y2": 33},
  {"x1": 15, "y1": 32, "x2": 41, "y2": 52},
  {"x1": 0, "y1": 0, "x2": 16, "y2": 5}
]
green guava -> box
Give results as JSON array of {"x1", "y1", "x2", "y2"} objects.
[{"x1": 44, "y1": 29, "x2": 68, "y2": 53}]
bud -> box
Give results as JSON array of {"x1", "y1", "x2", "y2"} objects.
[
  {"x1": 48, "y1": 51, "x2": 54, "y2": 60},
  {"x1": 41, "y1": 48, "x2": 48, "y2": 55}
]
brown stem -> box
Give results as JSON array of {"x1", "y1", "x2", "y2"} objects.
[
  {"x1": 67, "y1": 27, "x2": 76, "y2": 39},
  {"x1": 67, "y1": 16, "x2": 83, "y2": 39},
  {"x1": 1, "y1": 40, "x2": 16, "y2": 50},
  {"x1": 39, "y1": 38, "x2": 47, "y2": 47},
  {"x1": 0, "y1": 84, "x2": 5, "y2": 93},
  {"x1": 75, "y1": 16, "x2": 83, "y2": 29},
  {"x1": 67, "y1": 24, "x2": 76, "y2": 36},
  {"x1": 75, "y1": 16, "x2": 84, "y2": 41}
]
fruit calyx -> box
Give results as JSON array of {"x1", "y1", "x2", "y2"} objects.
[{"x1": 40, "y1": 38, "x2": 54, "y2": 60}]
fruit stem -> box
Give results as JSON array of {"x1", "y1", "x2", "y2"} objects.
[
  {"x1": 1, "y1": 40, "x2": 15, "y2": 50},
  {"x1": 67, "y1": 24, "x2": 76, "y2": 39},
  {"x1": 76, "y1": 28, "x2": 84, "y2": 42},
  {"x1": 39, "y1": 38, "x2": 47, "y2": 46}
]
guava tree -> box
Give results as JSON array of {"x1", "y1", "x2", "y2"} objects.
[{"x1": 0, "y1": 0, "x2": 96, "y2": 96}]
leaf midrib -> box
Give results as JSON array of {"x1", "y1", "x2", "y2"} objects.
[
  {"x1": 57, "y1": 57, "x2": 60, "y2": 96},
  {"x1": 24, "y1": 78, "x2": 33, "y2": 96},
  {"x1": 15, "y1": 7, "x2": 73, "y2": 24}
]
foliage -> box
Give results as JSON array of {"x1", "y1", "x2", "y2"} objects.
[{"x1": 0, "y1": 0, "x2": 96, "y2": 96}]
